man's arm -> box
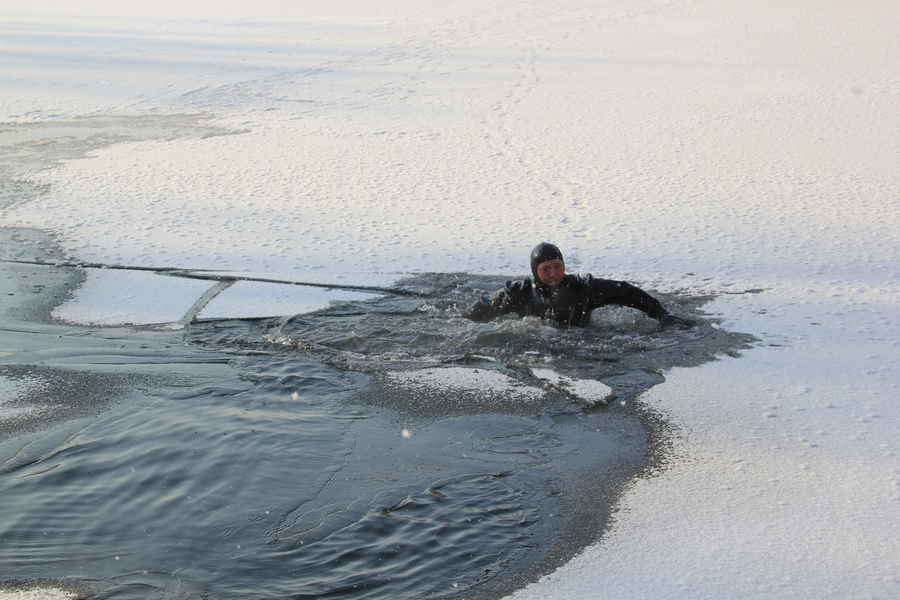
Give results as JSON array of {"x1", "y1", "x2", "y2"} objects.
[
  {"x1": 587, "y1": 277, "x2": 694, "y2": 328},
  {"x1": 587, "y1": 277, "x2": 668, "y2": 320}
]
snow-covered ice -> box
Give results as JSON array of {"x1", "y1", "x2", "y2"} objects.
[
  {"x1": 386, "y1": 367, "x2": 545, "y2": 400},
  {"x1": 531, "y1": 368, "x2": 614, "y2": 406},
  {"x1": 2, "y1": 0, "x2": 898, "y2": 598}
]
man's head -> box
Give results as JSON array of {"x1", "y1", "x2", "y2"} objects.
[{"x1": 530, "y1": 242, "x2": 565, "y2": 286}]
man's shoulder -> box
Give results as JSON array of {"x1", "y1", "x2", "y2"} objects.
[
  {"x1": 566, "y1": 273, "x2": 627, "y2": 296},
  {"x1": 563, "y1": 273, "x2": 598, "y2": 287}
]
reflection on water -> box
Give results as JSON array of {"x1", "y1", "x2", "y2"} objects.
[{"x1": 0, "y1": 270, "x2": 753, "y2": 599}]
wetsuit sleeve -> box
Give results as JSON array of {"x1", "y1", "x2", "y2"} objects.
[
  {"x1": 465, "y1": 280, "x2": 533, "y2": 322},
  {"x1": 587, "y1": 278, "x2": 668, "y2": 320}
]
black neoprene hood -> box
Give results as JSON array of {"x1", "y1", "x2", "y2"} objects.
[{"x1": 530, "y1": 242, "x2": 564, "y2": 282}]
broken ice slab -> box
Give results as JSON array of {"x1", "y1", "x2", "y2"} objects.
[
  {"x1": 530, "y1": 368, "x2": 614, "y2": 407},
  {"x1": 52, "y1": 269, "x2": 211, "y2": 326},
  {"x1": 386, "y1": 367, "x2": 545, "y2": 398},
  {"x1": 197, "y1": 280, "x2": 380, "y2": 320}
]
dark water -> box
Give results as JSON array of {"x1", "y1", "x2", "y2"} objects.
[{"x1": 0, "y1": 251, "x2": 753, "y2": 599}]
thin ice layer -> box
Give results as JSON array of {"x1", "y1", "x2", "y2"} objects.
[
  {"x1": 198, "y1": 280, "x2": 380, "y2": 320},
  {"x1": 51, "y1": 269, "x2": 211, "y2": 326}
]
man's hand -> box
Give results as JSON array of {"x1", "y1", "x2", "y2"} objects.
[
  {"x1": 465, "y1": 296, "x2": 495, "y2": 322},
  {"x1": 505, "y1": 279, "x2": 532, "y2": 300}
]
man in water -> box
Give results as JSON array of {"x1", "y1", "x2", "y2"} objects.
[{"x1": 466, "y1": 242, "x2": 691, "y2": 328}]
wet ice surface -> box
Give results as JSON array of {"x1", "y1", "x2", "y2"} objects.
[
  {"x1": 0, "y1": 374, "x2": 44, "y2": 421},
  {"x1": 50, "y1": 270, "x2": 212, "y2": 326},
  {"x1": 198, "y1": 280, "x2": 381, "y2": 321},
  {"x1": 0, "y1": 588, "x2": 78, "y2": 600},
  {"x1": 0, "y1": 367, "x2": 133, "y2": 438}
]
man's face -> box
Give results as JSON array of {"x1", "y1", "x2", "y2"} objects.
[{"x1": 535, "y1": 258, "x2": 565, "y2": 286}]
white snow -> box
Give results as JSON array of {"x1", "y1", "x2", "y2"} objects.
[{"x1": 1, "y1": 1, "x2": 898, "y2": 598}]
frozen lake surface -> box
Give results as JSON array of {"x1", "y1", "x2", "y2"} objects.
[{"x1": 2, "y1": 1, "x2": 899, "y2": 599}]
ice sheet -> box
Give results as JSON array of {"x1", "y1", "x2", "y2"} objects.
[
  {"x1": 198, "y1": 280, "x2": 380, "y2": 320},
  {"x1": 386, "y1": 367, "x2": 545, "y2": 399},
  {"x1": 531, "y1": 368, "x2": 614, "y2": 406},
  {"x1": 51, "y1": 269, "x2": 212, "y2": 326}
]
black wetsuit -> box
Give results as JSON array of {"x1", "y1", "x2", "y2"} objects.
[{"x1": 466, "y1": 274, "x2": 669, "y2": 327}]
